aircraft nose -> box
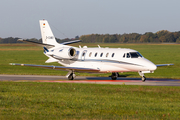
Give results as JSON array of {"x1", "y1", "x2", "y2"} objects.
[
  {"x1": 147, "y1": 63, "x2": 157, "y2": 71},
  {"x1": 150, "y1": 64, "x2": 157, "y2": 71}
]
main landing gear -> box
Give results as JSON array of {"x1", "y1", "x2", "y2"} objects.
[
  {"x1": 66, "y1": 71, "x2": 76, "y2": 80},
  {"x1": 110, "y1": 71, "x2": 147, "y2": 82},
  {"x1": 110, "y1": 72, "x2": 120, "y2": 80}
]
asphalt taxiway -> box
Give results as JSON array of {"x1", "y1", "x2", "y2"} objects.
[{"x1": 0, "y1": 75, "x2": 180, "y2": 86}]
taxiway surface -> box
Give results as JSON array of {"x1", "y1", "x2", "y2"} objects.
[{"x1": 0, "y1": 75, "x2": 180, "y2": 86}]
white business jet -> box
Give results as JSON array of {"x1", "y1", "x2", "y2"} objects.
[{"x1": 10, "y1": 20, "x2": 173, "y2": 82}]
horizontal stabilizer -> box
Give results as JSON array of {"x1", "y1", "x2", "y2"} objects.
[
  {"x1": 60, "y1": 40, "x2": 82, "y2": 45},
  {"x1": 156, "y1": 64, "x2": 174, "y2": 67},
  {"x1": 18, "y1": 39, "x2": 55, "y2": 48},
  {"x1": 10, "y1": 63, "x2": 100, "y2": 73},
  {"x1": 45, "y1": 58, "x2": 59, "y2": 63}
]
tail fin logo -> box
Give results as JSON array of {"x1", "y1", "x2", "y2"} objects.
[{"x1": 43, "y1": 47, "x2": 49, "y2": 53}]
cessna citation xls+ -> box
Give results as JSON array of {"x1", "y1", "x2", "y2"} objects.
[{"x1": 10, "y1": 20, "x2": 173, "y2": 82}]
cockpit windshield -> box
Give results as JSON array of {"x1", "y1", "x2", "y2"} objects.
[{"x1": 130, "y1": 52, "x2": 143, "y2": 58}]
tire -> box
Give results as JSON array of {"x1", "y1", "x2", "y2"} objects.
[
  {"x1": 111, "y1": 76, "x2": 117, "y2": 80},
  {"x1": 142, "y1": 76, "x2": 146, "y2": 82},
  {"x1": 111, "y1": 72, "x2": 117, "y2": 80},
  {"x1": 68, "y1": 73, "x2": 74, "y2": 80}
]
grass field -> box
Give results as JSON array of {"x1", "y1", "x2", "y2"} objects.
[
  {"x1": 0, "y1": 82, "x2": 180, "y2": 119},
  {"x1": 0, "y1": 44, "x2": 180, "y2": 120},
  {"x1": 0, "y1": 43, "x2": 179, "y2": 78}
]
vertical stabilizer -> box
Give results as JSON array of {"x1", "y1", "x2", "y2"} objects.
[{"x1": 39, "y1": 20, "x2": 59, "y2": 46}]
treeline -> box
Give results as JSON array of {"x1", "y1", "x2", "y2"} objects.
[
  {"x1": 1, "y1": 30, "x2": 180, "y2": 43},
  {"x1": 80, "y1": 30, "x2": 180, "y2": 43}
]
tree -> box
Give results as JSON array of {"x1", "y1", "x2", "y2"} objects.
[
  {"x1": 156, "y1": 30, "x2": 169, "y2": 38},
  {"x1": 139, "y1": 35, "x2": 148, "y2": 43},
  {"x1": 159, "y1": 36, "x2": 166, "y2": 43},
  {"x1": 165, "y1": 33, "x2": 175, "y2": 42},
  {"x1": 176, "y1": 37, "x2": 180, "y2": 43}
]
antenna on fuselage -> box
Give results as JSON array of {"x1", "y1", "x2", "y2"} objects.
[{"x1": 98, "y1": 45, "x2": 101, "y2": 48}]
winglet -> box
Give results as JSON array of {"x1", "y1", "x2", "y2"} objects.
[{"x1": 9, "y1": 63, "x2": 15, "y2": 65}]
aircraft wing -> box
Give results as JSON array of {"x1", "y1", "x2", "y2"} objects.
[
  {"x1": 10, "y1": 63, "x2": 100, "y2": 73},
  {"x1": 156, "y1": 64, "x2": 174, "y2": 67}
]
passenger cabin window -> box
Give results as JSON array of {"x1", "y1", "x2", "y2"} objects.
[
  {"x1": 112, "y1": 53, "x2": 115, "y2": 57},
  {"x1": 89, "y1": 52, "x2": 92, "y2": 57},
  {"x1": 95, "y1": 53, "x2": 97, "y2": 57},
  {"x1": 130, "y1": 52, "x2": 143, "y2": 58},
  {"x1": 106, "y1": 53, "x2": 109, "y2": 57},
  {"x1": 100, "y1": 53, "x2": 103, "y2": 57}
]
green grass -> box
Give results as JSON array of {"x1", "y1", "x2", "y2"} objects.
[
  {"x1": 0, "y1": 43, "x2": 180, "y2": 78},
  {"x1": 0, "y1": 44, "x2": 180, "y2": 119},
  {"x1": 0, "y1": 82, "x2": 180, "y2": 119}
]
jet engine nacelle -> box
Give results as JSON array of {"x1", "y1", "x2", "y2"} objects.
[{"x1": 55, "y1": 47, "x2": 77, "y2": 59}]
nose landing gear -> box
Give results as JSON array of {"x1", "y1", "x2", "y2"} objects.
[
  {"x1": 138, "y1": 71, "x2": 146, "y2": 82},
  {"x1": 141, "y1": 76, "x2": 146, "y2": 82}
]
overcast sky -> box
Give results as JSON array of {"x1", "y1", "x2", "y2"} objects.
[{"x1": 1, "y1": 0, "x2": 180, "y2": 39}]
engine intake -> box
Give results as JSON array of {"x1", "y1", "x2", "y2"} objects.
[
  {"x1": 46, "y1": 47, "x2": 78, "y2": 60},
  {"x1": 52, "y1": 47, "x2": 77, "y2": 59},
  {"x1": 69, "y1": 48, "x2": 76, "y2": 57}
]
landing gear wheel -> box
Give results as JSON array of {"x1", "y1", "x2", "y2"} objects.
[
  {"x1": 111, "y1": 72, "x2": 117, "y2": 80},
  {"x1": 142, "y1": 76, "x2": 146, "y2": 82},
  {"x1": 68, "y1": 73, "x2": 74, "y2": 80},
  {"x1": 111, "y1": 76, "x2": 117, "y2": 80}
]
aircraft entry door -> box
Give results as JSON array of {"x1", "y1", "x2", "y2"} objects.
[{"x1": 81, "y1": 50, "x2": 87, "y2": 61}]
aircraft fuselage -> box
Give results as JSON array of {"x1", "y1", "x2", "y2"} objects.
[{"x1": 45, "y1": 46, "x2": 157, "y2": 73}]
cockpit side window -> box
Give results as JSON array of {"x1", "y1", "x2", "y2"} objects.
[
  {"x1": 130, "y1": 52, "x2": 143, "y2": 58},
  {"x1": 127, "y1": 53, "x2": 130, "y2": 58},
  {"x1": 123, "y1": 53, "x2": 125, "y2": 58},
  {"x1": 137, "y1": 52, "x2": 143, "y2": 57}
]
